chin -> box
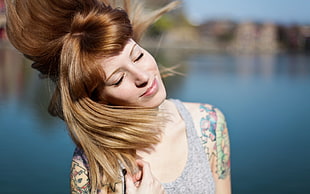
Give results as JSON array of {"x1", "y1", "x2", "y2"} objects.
[
  {"x1": 156, "y1": 81, "x2": 167, "y2": 107},
  {"x1": 145, "y1": 89, "x2": 167, "y2": 108}
]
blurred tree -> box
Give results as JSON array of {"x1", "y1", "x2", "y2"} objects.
[
  {"x1": 145, "y1": 7, "x2": 193, "y2": 39},
  {"x1": 147, "y1": 15, "x2": 174, "y2": 38}
]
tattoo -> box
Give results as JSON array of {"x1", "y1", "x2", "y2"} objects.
[
  {"x1": 199, "y1": 105, "x2": 230, "y2": 179},
  {"x1": 200, "y1": 105, "x2": 217, "y2": 142},
  {"x1": 199, "y1": 105, "x2": 217, "y2": 160},
  {"x1": 71, "y1": 161, "x2": 123, "y2": 193},
  {"x1": 71, "y1": 160, "x2": 91, "y2": 194},
  {"x1": 215, "y1": 110, "x2": 230, "y2": 179}
]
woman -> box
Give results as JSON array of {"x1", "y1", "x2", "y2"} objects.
[{"x1": 5, "y1": 0, "x2": 231, "y2": 193}]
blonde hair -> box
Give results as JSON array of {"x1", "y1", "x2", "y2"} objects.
[{"x1": 5, "y1": 0, "x2": 179, "y2": 191}]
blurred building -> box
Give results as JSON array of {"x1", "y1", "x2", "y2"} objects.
[
  {"x1": 257, "y1": 23, "x2": 278, "y2": 52},
  {"x1": 198, "y1": 20, "x2": 236, "y2": 42},
  {"x1": 277, "y1": 24, "x2": 310, "y2": 52},
  {"x1": 229, "y1": 22, "x2": 278, "y2": 53},
  {"x1": 300, "y1": 26, "x2": 310, "y2": 52},
  {"x1": 230, "y1": 22, "x2": 257, "y2": 52}
]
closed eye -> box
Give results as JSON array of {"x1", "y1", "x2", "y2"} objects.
[
  {"x1": 113, "y1": 75, "x2": 124, "y2": 86},
  {"x1": 134, "y1": 53, "x2": 144, "y2": 62}
]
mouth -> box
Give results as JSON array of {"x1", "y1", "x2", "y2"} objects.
[{"x1": 140, "y1": 78, "x2": 159, "y2": 97}]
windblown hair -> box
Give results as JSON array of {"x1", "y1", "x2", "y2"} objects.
[{"x1": 5, "y1": 0, "x2": 179, "y2": 192}]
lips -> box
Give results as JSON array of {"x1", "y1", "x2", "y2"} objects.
[{"x1": 141, "y1": 78, "x2": 159, "y2": 97}]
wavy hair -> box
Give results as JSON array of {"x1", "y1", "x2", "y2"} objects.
[{"x1": 5, "y1": 0, "x2": 179, "y2": 191}]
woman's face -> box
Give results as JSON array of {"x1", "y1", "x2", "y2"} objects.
[{"x1": 99, "y1": 39, "x2": 166, "y2": 108}]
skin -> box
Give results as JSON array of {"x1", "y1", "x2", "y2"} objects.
[
  {"x1": 71, "y1": 160, "x2": 91, "y2": 194},
  {"x1": 125, "y1": 160, "x2": 165, "y2": 194},
  {"x1": 99, "y1": 39, "x2": 166, "y2": 108},
  {"x1": 70, "y1": 39, "x2": 231, "y2": 194}
]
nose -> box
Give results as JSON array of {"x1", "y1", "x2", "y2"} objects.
[{"x1": 132, "y1": 67, "x2": 149, "y2": 88}]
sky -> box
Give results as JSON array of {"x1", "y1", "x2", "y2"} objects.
[{"x1": 182, "y1": 0, "x2": 310, "y2": 25}]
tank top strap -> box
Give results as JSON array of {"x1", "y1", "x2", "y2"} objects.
[
  {"x1": 169, "y1": 99, "x2": 197, "y2": 142},
  {"x1": 165, "y1": 99, "x2": 215, "y2": 194},
  {"x1": 169, "y1": 98, "x2": 195, "y2": 175}
]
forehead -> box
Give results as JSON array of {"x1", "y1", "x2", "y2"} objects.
[
  {"x1": 100, "y1": 39, "x2": 136, "y2": 77},
  {"x1": 101, "y1": 39, "x2": 135, "y2": 65}
]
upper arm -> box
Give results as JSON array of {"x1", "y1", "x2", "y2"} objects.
[
  {"x1": 211, "y1": 107, "x2": 231, "y2": 194},
  {"x1": 212, "y1": 107, "x2": 230, "y2": 180},
  {"x1": 70, "y1": 156, "x2": 91, "y2": 194},
  {"x1": 70, "y1": 149, "x2": 123, "y2": 194},
  {"x1": 185, "y1": 102, "x2": 231, "y2": 194}
]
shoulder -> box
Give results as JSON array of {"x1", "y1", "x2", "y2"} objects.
[
  {"x1": 182, "y1": 101, "x2": 226, "y2": 136},
  {"x1": 70, "y1": 147, "x2": 91, "y2": 194},
  {"x1": 182, "y1": 101, "x2": 224, "y2": 120},
  {"x1": 182, "y1": 101, "x2": 227, "y2": 134},
  {"x1": 70, "y1": 148, "x2": 123, "y2": 194},
  {"x1": 182, "y1": 101, "x2": 227, "y2": 145},
  {"x1": 183, "y1": 101, "x2": 230, "y2": 179}
]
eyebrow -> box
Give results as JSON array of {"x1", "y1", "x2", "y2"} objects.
[
  {"x1": 105, "y1": 67, "x2": 121, "y2": 83},
  {"x1": 129, "y1": 43, "x2": 138, "y2": 57},
  {"x1": 105, "y1": 43, "x2": 138, "y2": 83}
]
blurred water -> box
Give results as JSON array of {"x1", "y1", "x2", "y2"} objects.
[
  {"x1": 1, "y1": 45, "x2": 310, "y2": 194},
  {"x1": 165, "y1": 53, "x2": 310, "y2": 194}
]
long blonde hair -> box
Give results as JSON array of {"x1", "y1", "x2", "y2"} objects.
[{"x1": 5, "y1": 0, "x2": 178, "y2": 191}]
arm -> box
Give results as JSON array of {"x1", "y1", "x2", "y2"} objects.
[
  {"x1": 70, "y1": 157, "x2": 91, "y2": 194},
  {"x1": 70, "y1": 149, "x2": 124, "y2": 194},
  {"x1": 185, "y1": 103, "x2": 231, "y2": 194},
  {"x1": 211, "y1": 107, "x2": 231, "y2": 194}
]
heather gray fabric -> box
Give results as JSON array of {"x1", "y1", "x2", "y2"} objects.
[
  {"x1": 72, "y1": 99, "x2": 215, "y2": 193},
  {"x1": 162, "y1": 99, "x2": 215, "y2": 194}
]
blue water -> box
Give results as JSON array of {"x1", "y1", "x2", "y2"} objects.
[{"x1": 1, "y1": 48, "x2": 310, "y2": 193}]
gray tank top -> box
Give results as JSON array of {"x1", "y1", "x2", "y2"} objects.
[
  {"x1": 162, "y1": 99, "x2": 215, "y2": 194},
  {"x1": 72, "y1": 99, "x2": 215, "y2": 193}
]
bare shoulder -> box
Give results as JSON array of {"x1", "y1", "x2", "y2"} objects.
[
  {"x1": 182, "y1": 101, "x2": 231, "y2": 180},
  {"x1": 183, "y1": 102, "x2": 215, "y2": 118},
  {"x1": 182, "y1": 102, "x2": 220, "y2": 137},
  {"x1": 182, "y1": 101, "x2": 221, "y2": 144}
]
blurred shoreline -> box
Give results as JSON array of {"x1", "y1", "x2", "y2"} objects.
[{"x1": 142, "y1": 20, "x2": 310, "y2": 54}]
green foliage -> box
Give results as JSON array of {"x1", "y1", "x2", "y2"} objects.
[
  {"x1": 146, "y1": 11, "x2": 193, "y2": 38},
  {"x1": 147, "y1": 15, "x2": 174, "y2": 38}
]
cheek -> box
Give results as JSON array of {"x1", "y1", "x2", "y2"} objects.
[
  {"x1": 102, "y1": 85, "x2": 135, "y2": 102},
  {"x1": 144, "y1": 61, "x2": 159, "y2": 77},
  {"x1": 144, "y1": 52, "x2": 158, "y2": 70}
]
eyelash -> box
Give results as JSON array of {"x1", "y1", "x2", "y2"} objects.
[
  {"x1": 113, "y1": 75, "x2": 124, "y2": 86},
  {"x1": 134, "y1": 53, "x2": 144, "y2": 62},
  {"x1": 111, "y1": 52, "x2": 144, "y2": 86}
]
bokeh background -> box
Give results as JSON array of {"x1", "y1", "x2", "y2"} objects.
[{"x1": 1, "y1": 0, "x2": 310, "y2": 193}]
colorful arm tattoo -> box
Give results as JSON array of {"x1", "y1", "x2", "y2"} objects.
[
  {"x1": 70, "y1": 159, "x2": 122, "y2": 193},
  {"x1": 199, "y1": 104, "x2": 231, "y2": 180},
  {"x1": 71, "y1": 149, "x2": 122, "y2": 193},
  {"x1": 71, "y1": 160, "x2": 91, "y2": 194}
]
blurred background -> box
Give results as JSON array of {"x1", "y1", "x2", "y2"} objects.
[{"x1": 1, "y1": 0, "x2": 310, "y2": 193}]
